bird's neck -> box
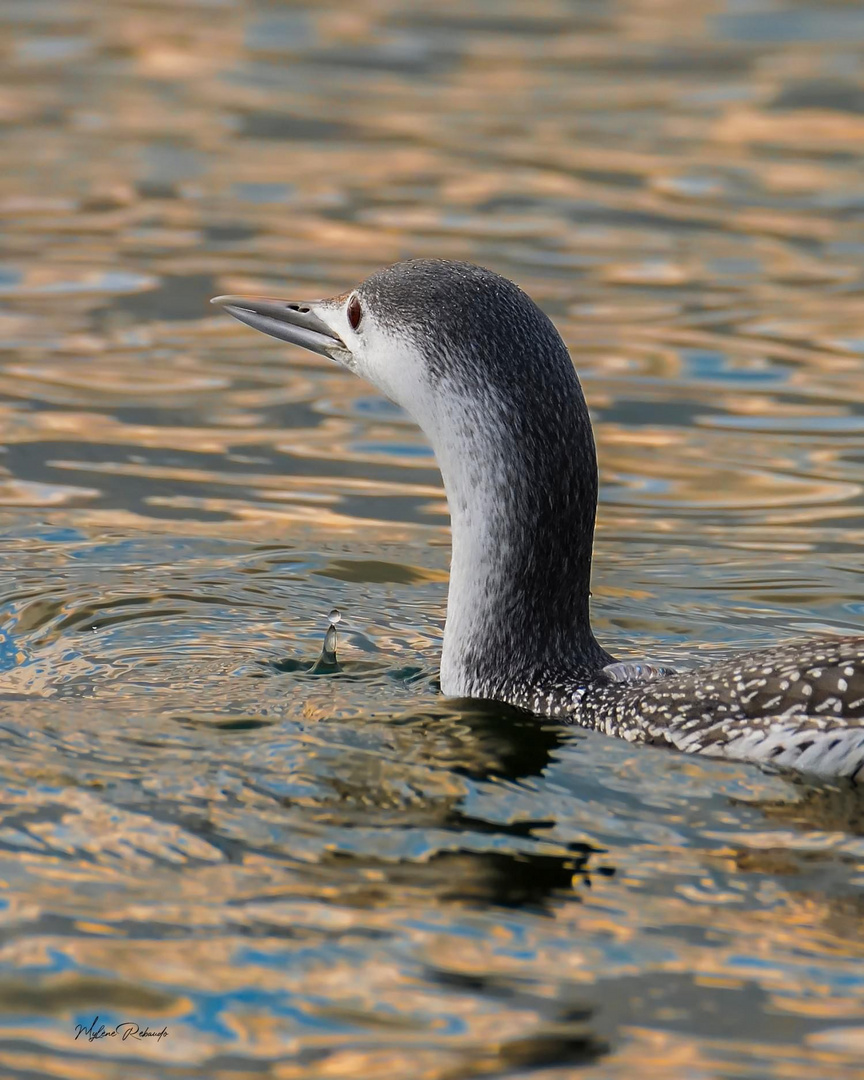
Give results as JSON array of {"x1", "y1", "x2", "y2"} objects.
[{"x1": 426, "y1": 371, "x2": 611, "y2": 699}]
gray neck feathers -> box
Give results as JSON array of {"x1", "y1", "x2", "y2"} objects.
[{"x1": 429, "y1": 350, "x2": 611, "y2": 698}]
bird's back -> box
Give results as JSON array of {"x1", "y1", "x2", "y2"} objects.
[{"x1": 521, "y1": 635, "x2": 864, "y2": 779}]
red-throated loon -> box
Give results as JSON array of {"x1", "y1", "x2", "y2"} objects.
[{"x1": 212, "y1": 259, "x2": 864, "y2": 781}]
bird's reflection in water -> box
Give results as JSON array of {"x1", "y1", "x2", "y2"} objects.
[
  {"x1": 246, "y1": 687, "x2": 615, "y2": 906},
  {"x1": 230, "y1": 686, "x2": 615, "y2": 1072},
  {"x1": 425, "y1": 968, "x2": 608, "y2": 1070}
]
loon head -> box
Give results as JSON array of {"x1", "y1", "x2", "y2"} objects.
[
  {"x1": 211, "y1": 259, "x2": 578, "y2": 429},
  {"x1": 212, "y1": 259, "x2": 610, "y2": 695}
]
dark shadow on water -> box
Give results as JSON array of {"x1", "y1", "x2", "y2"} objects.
[
  {"x1": 443, "y1": 698, "x2": 568, "y2": 784},
  {"x1": 174, "y1": 715, "x2": 275, "y2": 731},
  {"x1": 320, "y1": 844, "x2": 603, "y2": 913},
  {"x1": 422, "y1": 969, "x2": 608, "y2": 1072}
]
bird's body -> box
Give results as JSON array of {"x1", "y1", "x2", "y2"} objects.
[
  {"x1": 213, "y1": 260, "x2": 864, "y2": 780},
  {"x1": 510, "y1": 637, "x2": 864, "y2": 778}
]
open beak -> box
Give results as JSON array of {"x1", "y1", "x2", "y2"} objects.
[{"x1": 210, "y1": 295, "x2": 349, "y2": 363}]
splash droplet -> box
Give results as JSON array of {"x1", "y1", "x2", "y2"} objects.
[{"x1": 310, "y1": 608, "x2": 343, "y2": 674}]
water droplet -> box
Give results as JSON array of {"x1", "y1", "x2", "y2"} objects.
[
  {"x1": 310, "y1": 621, "x2": 340, "y2": 674},
  {"x1": 328, "y1": 607, "x2": 342, "y2": 626}
]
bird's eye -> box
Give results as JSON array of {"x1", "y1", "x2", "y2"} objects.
[{"x1": 347, "y1": 295, "x2": 363, "y2": 330}]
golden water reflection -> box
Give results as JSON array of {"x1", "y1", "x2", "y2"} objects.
[{"x1": 1, "y1": 0, "x2": 864, "y2": 1076}]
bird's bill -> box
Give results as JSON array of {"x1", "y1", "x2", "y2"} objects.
[{"x1": 210, "y1": 294, "x2": 349, "y2": 362}]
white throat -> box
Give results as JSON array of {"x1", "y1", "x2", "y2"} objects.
[{"x1": 430, "y1": 388, "x2": 514, "y2": 697}]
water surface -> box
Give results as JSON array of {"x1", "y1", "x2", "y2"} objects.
[{"x1": 1, "y1": 0, "x2": 864, "y2": 1076}]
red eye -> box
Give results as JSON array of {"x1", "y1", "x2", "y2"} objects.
[{"x1": 347, "y1": 294, "x2": 362, "y2": 330}]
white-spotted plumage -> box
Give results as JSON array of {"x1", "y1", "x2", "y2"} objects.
[{"x1": 213, "y1": 259, "x2": 864, "y2": 781}]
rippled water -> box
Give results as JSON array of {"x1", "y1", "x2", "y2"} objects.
[{"x1": 2, "y1": 0, "x2": 864, "y2": 1076}]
